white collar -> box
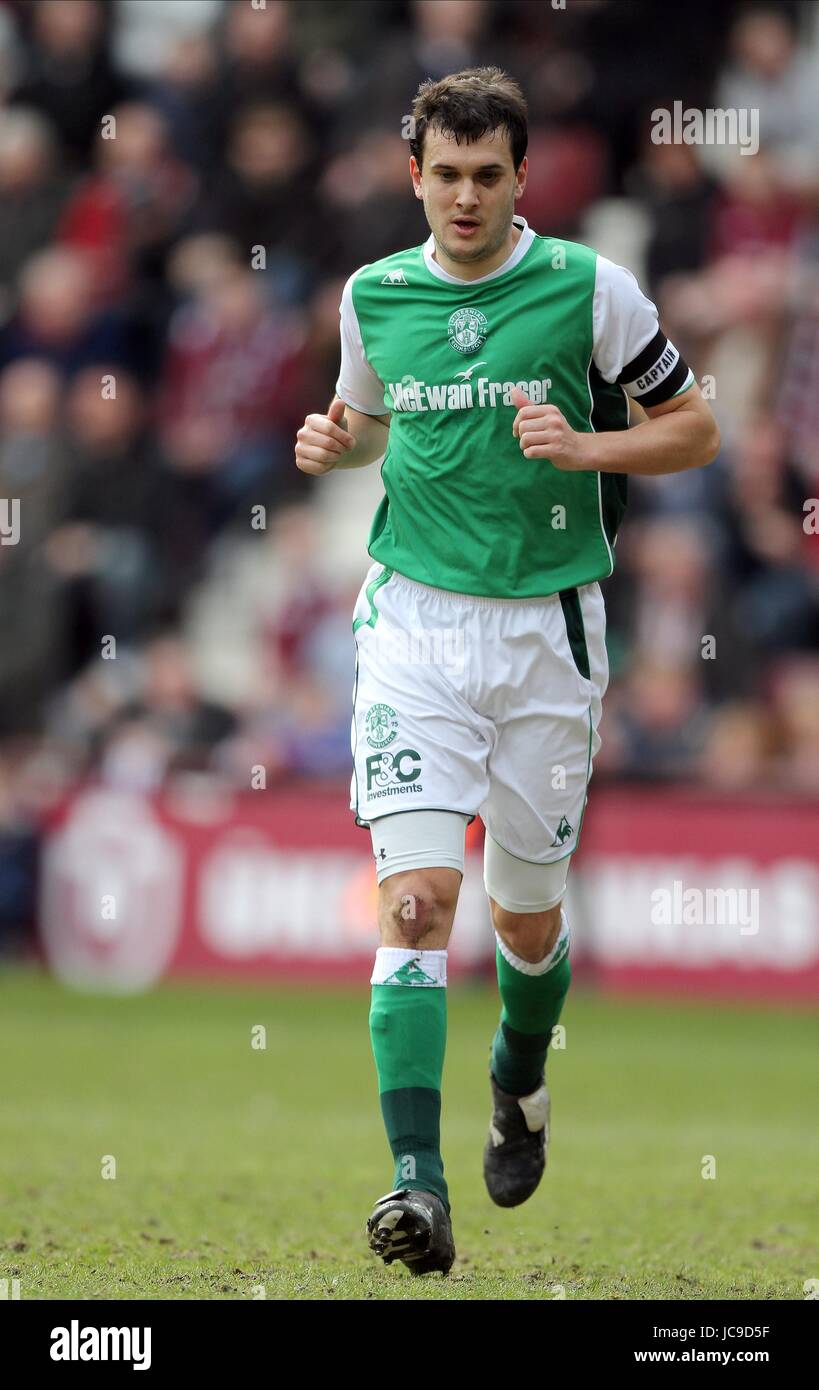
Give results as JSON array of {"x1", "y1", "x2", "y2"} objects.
[{"x1": 423, "y1": 214, "x2": 534, "y2": 285}]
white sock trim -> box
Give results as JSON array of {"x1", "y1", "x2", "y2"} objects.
[
  {"x1": 495, "y1": 909, "x2": 569, "y2": 977},
  {"x1": 371, "y1": 946, "x2": 447, "y2": 987}
]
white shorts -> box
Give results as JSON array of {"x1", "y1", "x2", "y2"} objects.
[{"x1": 350, "y1": 562, "x2": 609, "y2": 864}]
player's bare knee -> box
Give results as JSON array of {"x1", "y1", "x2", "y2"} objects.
[
  {"x1": 379, "y1": 870, "x2": 460, "y2": 948},
  {"x1": 387, "y1": 891, "x2": 436, "y2": 947},
  {"x1": 491, "y1": 899, "x2": 563, "y2": 964}
]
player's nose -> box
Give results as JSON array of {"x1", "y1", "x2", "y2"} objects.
[{"x1": 454, "y1": 182, "x2": 480, "y2": 207}]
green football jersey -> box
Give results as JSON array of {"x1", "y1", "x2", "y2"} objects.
[{"x1": 336, "y1": 215, "x2": 694, "y2": 598}]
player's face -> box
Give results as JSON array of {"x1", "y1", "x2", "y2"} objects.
[{"x1": 410, "y1": 127, "x2": 527, "y2": 272}]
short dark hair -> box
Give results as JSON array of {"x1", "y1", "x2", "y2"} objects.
[{"x1": 409, "y1": 67, "x2": 528, "y2": 172}]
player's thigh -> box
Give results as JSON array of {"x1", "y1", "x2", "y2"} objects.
[
  {"x1": 351, "y1": 566, "x2": 490, "y2": 823},
  {"x1": 371, "y1": 809, "x2": 469, "y2": 949},
  {"x1": 481, "y1": 582, "x2": 607, "y2": 862}
]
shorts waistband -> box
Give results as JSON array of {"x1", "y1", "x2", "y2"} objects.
[{"x1": 389, "y1": 567, "x2": 575, "y2": 610}]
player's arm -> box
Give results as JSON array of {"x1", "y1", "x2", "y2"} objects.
[
  {"x1": 578, "y1": 379, "x2": 719, "y2": 475},
  {"x1": 612, "y1": 379, "x2": 719, "y2": 471},
  {"x1": 295, "y1": 398, "x2": 389, "y2": 475},
  {"x1": 512, "y1": 378, "x2": 719, "y2": 475},
  {"x1": 513, "y1": 256, "x2": 720, "y2": 475},
  {"x1": 335, "y1": 401, "x2": 390, "y2": 469},
  {"x1": 296, "y1": 268, "x2": 390, "y2": 476}
]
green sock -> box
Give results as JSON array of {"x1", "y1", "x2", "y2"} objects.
[
  {"x1": 369, "y1": 947, "x2": 449, "y2": 1211},
  {"x1": 491, "y1": 915, "x2": 571, "y2": 1097}
]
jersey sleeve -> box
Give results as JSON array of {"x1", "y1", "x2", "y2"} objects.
[
  {"x1": 592, "y1": 255, "x2": 694, "y2": 408},
  {"x1": 334, "y1": 270, "x2": 388, "y2": 416}
]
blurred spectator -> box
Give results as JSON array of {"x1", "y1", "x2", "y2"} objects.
[
  {"x1": 112, "y1": 0, "x2": 223, "y2": 83},
  {"x1": 599, "y1": 659, "x2": 712, "y2": 783},
  {"x1": 219, "y1": 0, "x2": 322, "y2": 120},
  {"x1": 96, "y1": 632, "x2": 237, "y2": 788},
  {"x1": 720, "y1": 415, "x2": 818, "y2": 653},
  {"x1": 619, "y1": 516, "x2": 758, "y2": 703},
  {"x1": 340, "y1": 0, "x2": 496, "y2": 158},
  {"x1": 365, "y1": 0, "x2": 494, "y2": 104},
  {"x1": 318, "y1": 126, "x2": 428, "y2": 270},
  {"x1": 189, "y1": 502, "x2": 354, "y2": 783},
  {"x1": 775, "y1": 226, "x2": 819, "y2": 487},
  {"x1": 697, "y1": 701, "x2": 773, "y2": 791},
  {"x1": 522, "y1": 0, "x2": 734, "y2": 191},
  {"x1": 0, "y1": 749, "x2": 39, "y2": 955},
  {"x1": 196, "y1": 100, "x2": 318, "y2": 294},
  {"x1": 770, "y1": 658, "x2": 819, "y2": 791},
  {"x1": 43, "y1": 368, "x2": 180, "y2": 671},
  {"x1": 57, "y1": 101, "x2": 199, "y2": 305},
  {"x1": 138, "y1": 29, "x2": 226, "y2": 176},
  {"x1": 285, "y1": 275, "x2": 354, "y2": 425},
  {"x1": 0, "y1": 5, "x2": 23, "y2": 104},
  {"x1": 516, "y1": 126, "x2": 607, "y2": 238},
  {"x1": 0, "y1": 245, "x2": 140, "y2": 376},
  {"x1": 10, "y1": 0, "x2": 132, "y2": 169},
  {"x1": 0, "y1": 358, "x2": 65, "y2": 552},
  {"x1": 0, "y1": 359, "x2": 66, "y2": 732},
  {"x1": 0, "y1": 108, "x2": 72, "y2": 318},
  {"x1": 629, "y1": 138, "x2": 719, "y2": 296},
  {"x1": 159, "y1": 252, "x2": 308, "y2": 525},
  {"x1": 708, "y1": 148, "x2": 808, "y2": 261},
  {"x1": 708, "y1": 6, "x2": 819, "y2": 193}
]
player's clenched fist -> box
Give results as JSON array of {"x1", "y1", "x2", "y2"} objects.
[
  {"x1": 295, "y1": 398, "x2": 356, "y2": 475},
  {"x1": 511, "y1": 387, "x2": 593, "y2": 471}
]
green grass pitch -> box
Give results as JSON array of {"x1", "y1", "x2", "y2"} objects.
[{"x1": 0, "y1": 968, "x2": 816, "y2": 1300}]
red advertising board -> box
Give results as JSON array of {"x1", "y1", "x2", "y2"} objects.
[{"x1": 38, "y1": 781, "x2": 819, "y2": 1002}]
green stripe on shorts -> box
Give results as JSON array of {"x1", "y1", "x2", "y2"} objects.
[{"x1": 353, "y1": 566, "x2": 394, "y2": 634}]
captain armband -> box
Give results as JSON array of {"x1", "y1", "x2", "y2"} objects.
[{"x1": 617, "y1": 329, "x2": 694, "y2": 408}]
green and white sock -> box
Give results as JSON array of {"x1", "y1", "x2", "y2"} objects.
[
  {"x1": 490, "y1": 909, "x2": 571, "y2": 1097},
  {"x1": 369, "y1": 946, "x2": 449, "y2": 1211}
]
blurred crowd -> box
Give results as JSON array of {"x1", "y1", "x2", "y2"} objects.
[{"x1": 0, "y1": 0, "x2": 818, "y2": 941}]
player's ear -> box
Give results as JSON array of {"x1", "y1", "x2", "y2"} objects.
[{"x1": 409, "y1": 155, "x2": 423, "y2": 198}]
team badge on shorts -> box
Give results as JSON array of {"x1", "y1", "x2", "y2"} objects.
[
  {"x1": 365, "y1": 703, "x2": 399, "y2": 748},
  {"x1": 448, "y1": 306, "x2": 488, "y2": 354}
]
